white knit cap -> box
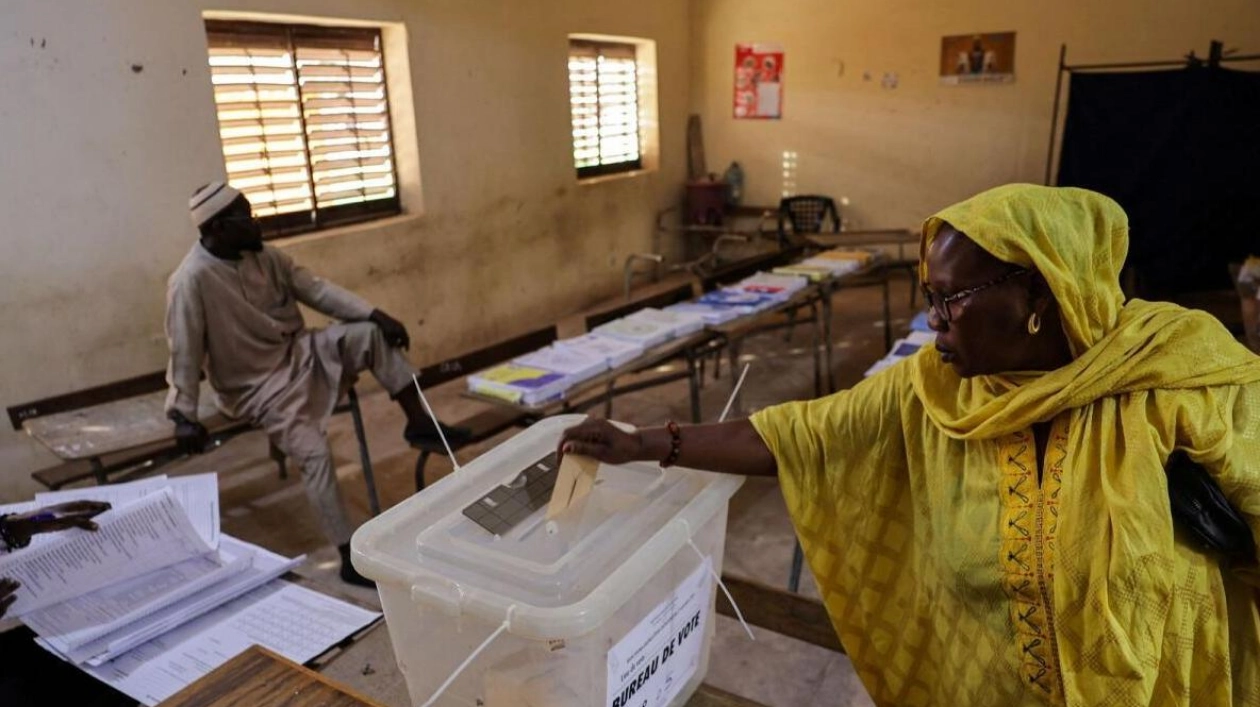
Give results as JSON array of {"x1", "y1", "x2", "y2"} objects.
[{"x1": 189, "y1": 181, "x2": 244, "y2": 227}]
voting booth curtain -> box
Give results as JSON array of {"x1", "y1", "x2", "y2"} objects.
[{"x1": 1056, "y1": 67, "x2": 1260, "y2": 297}]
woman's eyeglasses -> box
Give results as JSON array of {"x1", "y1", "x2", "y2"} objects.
[{"x1": 921, "y1": 268, "x2": 1030, "y2": 322}]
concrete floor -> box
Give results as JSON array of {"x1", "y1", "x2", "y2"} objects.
[{"x1": 163, "y1": 272, "x2": 918, "y2": 707}]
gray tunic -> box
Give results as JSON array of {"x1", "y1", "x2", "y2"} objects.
[{"x1": 164, "y1": 243, "x2": 375, "y2": 426}]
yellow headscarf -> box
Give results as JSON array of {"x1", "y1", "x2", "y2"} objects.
[{"x1": 911, "y1": 183, "x2": 1260, "y2": 440}]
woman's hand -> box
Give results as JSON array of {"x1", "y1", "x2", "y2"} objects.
[
  {"x1": 3, "y1": 501, "x2": 111, "y2": 549},
  {"x1": 557, "y1": 418, "x2": 649, "y2": 465}
]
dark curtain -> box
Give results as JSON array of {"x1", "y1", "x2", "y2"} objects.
[{"x1": 1057, "y1": 67, "x2": 1260, "y2": 297}]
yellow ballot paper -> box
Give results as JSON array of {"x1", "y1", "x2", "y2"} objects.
[{"x1": 547, "y1": 454, "x2": 601, "y2": 520}]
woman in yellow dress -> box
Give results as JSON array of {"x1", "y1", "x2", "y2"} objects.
[{"x1": 560, "y1": 184, "x2": 1260, "y2": 705}]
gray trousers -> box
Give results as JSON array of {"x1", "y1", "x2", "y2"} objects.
[{"x1": 258, "y1": 322, "x2": 414, "y2": 546}]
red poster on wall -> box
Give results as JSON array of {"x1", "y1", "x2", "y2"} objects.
[{"x1": 734, "y1": 43, "x2": 784, "y2": 119}]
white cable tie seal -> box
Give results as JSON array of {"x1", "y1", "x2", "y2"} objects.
[
  {"x1": 420, "y1": 604, "x2": 516, "y2": 707},
  {"x1": 679, "y1": 519, "x2": 754, "y2": 641},
  {"x1": 413, "y1": 373, "x2": 461, "y2": 472}
]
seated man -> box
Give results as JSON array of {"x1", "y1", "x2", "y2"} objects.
[{"x1": 166, "y1": 182, "x2": 466, "y2": 586}]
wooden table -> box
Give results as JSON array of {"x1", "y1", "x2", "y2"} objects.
[{"x1": 158, "y1": 646, "x2": 387, "y2": 707}]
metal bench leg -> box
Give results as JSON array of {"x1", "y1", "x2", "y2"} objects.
[
  {"x1": 789, "y1": 541, "x2": 805, "y2": 593},
  {"x1": 686, "y1": 350, "x2": 702, "y2": 423},
  {"x1": 603, "y1": 381, "x2": 615, "y2": 418},
  {"x1": 268, "y1": 442, "x2": 288, "y2": 480},
  {"x1": 90, "y1": 457, "x2": 107, "y2": 486},
  {"x1": 882, "y1": 273, "x2": 893, "y2": 352},
  {"x1": 810, "y1": 302, "x2": 822, "y2": 398},
  {"x1": 347, "y1": 387, "x2": 380, "y2": 516},
  {"x1": 415, "y1": 451, "x2": 431, "y2": 492}
]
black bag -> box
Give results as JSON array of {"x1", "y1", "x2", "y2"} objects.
[{"x1": 1165, "y1": 450, "x2": 1256, "y2": 562}]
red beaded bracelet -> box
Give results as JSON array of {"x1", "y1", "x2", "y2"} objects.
[{"x1": 661, "y1": 420, "x2": 682, "y2": 467}]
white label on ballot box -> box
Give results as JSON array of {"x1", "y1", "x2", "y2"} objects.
[{"x1": 606, "y1": 558, "x2": 712, "y2": 707}]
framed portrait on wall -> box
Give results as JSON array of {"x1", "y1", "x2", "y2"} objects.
[
  {"x1": 734, "y1": 43, "x2": 784, "y2": 119},
  {"x1": 940, "y1": 32, "x2": 1016, "y2": 85}
]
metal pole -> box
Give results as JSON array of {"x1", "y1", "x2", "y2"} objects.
[{"x1": 1044, "y1": 44, "x2": 1067, "y2": 186}]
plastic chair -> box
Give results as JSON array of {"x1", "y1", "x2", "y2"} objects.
[{"x1": 777, "y1": 196, "x2": 841, "y2": 247}]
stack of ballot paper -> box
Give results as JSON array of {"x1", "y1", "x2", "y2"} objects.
[
  {"x1": 663, "y1": 301, "x2": 744, "y2": 325},
  {"x1": 0, "y1": 475, "x2": 380, "y2": 706},
  {"x1": 813, "y1": 248, "x2": 874, "y2": 265},
  {"x1": 553, "y1": 333, "x2": 645, "y2": 369},
  {"x1": 624, "y1": 307, "x2": 707, "y2": 337},
  {"x1": 696, "y1": 287, "x2": 783, "y2": 314},
  {"x1": 735, "y1": 272, "x2": 809, "y2": 298},
  {"x1": 592, "y1": 314, "x2": 678, "y2": 348},
  {"x1": 864, "y1": 330, "x2": 937, "y2": 377},
  {"x1": 467, "y1": 362, "x2": 571, "y2": 406},
  {"x1": 513, "y1": 344, "x2": 609, "y2": 386}
]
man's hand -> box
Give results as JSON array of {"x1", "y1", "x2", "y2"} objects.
[
  {"x1": 370, "y1": 309, "x2": 410, "y2": 350},
  {"x1": 0, "y1": 577, "x2": 19, "y2": 618},
  {"x1": 171, "y1": 413, "x2": 209, "y2": 455},
  {"x1": 3, "y1": 500, "x2": 112, "y2": 549}
]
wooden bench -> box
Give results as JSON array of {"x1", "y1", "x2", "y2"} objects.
[
  {"x1": 410, "y1": 325, "x2": 559, "y2": 491},
  {"x1": 10, "y1": 371, "x2": 383, "y2": 515}
]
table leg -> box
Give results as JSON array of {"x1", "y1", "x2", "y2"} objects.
[
  {"x1": 728, "y1": 338, "x2": 744, "y2": 417},
  {"x1": 686, "y1": 350, "x2": 702, "y2": 423},
  {"x1": 90, "y1": 457, "x2": 107, "y2": 486},
  {"x1": 821, "y1": 283, "x2": 835, "y2": 394},
  {"x1": 789, "y1": 541, "x2": 805, "y2": 593},
  {"x1": 810, "y1": 302, "x2": 822, "y2": 398},
  {"x1": 882, "y1": 271, "x2": 893, "y2": 352},
  {"x1": 347, "y1": 388, "x2": 381, "y2": 517}
]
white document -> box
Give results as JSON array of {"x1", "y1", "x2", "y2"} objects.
[
  {"x1": 78, "y1": 536, "x2": 304, "y2": 665},
  {"x1": 26, "y1": 552, "x2": 248, "y2": 653},
  {"x1": 54, "y1": 581, "x2": 380, "y2": 706},
  {"x1": 36, "y1": 474, "x2": 220, "y2": 547},
  {"x1": 606, "y1": 558, "x2": 713, "y2": 707},
  {"x1": 0, "y1": 491, "x2": 211, "y2": 616}
]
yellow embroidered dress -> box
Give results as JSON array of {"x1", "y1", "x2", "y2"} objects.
[{"x1": 750, "y1": 185, "x2": 1260, "y2": 706}]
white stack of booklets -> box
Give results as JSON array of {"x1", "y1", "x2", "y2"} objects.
[
  {"x1": 466, "y1": 362, "x2": 571, "y2": 406},
  {"x1": 553, "y1": 333, "x2": 646, "y2": 369},
  {"x1": 625, "y1": 307, "x2": 707, "y2": 337},
  {"x1": 663, "y1": 301, "x2": 744, "y2": 325},
  {"x1": 592, "y1": 314, "x2": 677, "y2": 348},
  {"x1": 513, "y1": 344, "x2": 610, "y2": 385}
]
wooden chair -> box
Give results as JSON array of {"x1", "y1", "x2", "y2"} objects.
[{"x1": 410, "y1": 325, "x2": 558, "y2": 491}]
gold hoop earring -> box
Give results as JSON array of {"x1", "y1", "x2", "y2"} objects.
[{"x1": 1027, "y1": 312, "x2": 1041, "y2": 335}]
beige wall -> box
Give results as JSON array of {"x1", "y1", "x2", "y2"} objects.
[
  {"x1": 0, "y1": 0, "x2": 690, "y2": 500},
  {"x1": 690, "y1": 0, "x2": 1260, "y2": 230}
]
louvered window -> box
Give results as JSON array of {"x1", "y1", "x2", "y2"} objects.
[
  {"x1": 568, "y1": 40, "x2": 642, "y2": 179},
  {"x1": 205, "y1": 20, "x2": 400, "y2": 238}
]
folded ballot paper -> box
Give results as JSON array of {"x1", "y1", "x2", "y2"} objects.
[
  {"x1": 468, "y1": 362, "x2": 571, "y2": 406},
  {"x1": 697, "y1": 287, "x2": 783, "y2": 314},
  {"x1": 553, "y1": 333, "x2": 645, "y2": 370}
]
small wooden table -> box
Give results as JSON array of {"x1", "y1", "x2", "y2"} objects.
[{"x1": 158, "y1": 646, "x2": 387, "y2": 707}]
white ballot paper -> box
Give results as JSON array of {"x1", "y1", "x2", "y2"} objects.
[
  {"x1": 0, "y1": 490, "x2": 212, "y2": 616},
  {"x1": 36, "y1": 474, "x2": 220, "y2": 547}
]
